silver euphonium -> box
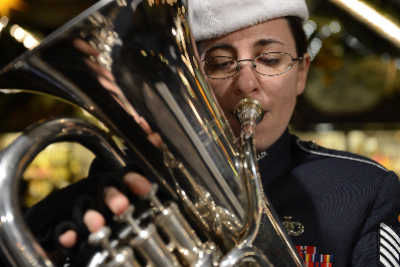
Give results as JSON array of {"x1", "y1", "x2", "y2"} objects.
[{"x1": 0, "y1": 0, "x2": 303, "y2": 266}]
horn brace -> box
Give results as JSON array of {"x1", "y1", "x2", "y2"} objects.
[{"x1": 0, "y1": 0, "x2": 303, "y2": 266}]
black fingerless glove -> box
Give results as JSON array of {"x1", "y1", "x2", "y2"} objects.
[
  {"x1": 24, "y1": 154, "x2": 173, "y2": 266},
  {"x1": 25, "y1": 166, "x2": 129, "y2": 266}
]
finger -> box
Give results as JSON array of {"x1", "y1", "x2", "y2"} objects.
[
  {"x1": 136, "y1": 116, "x2": 152, "y2": 134},
  {"x1": 58, "y1": 230, "x2": 78, "y2": 248},
  {"x1": 83, "y1": 209, "x2": 106, "y2": 233},
  {"x1": 124, "y1": 172, "x2": 152, "y2": 196},
  {"x1": 84, "y1": 58, "x2": 115, "y2": 82},
  {"x1": 104, "y1": 187, "x2": 130, "y2": 215},
  {"x1": 132, "y1": 117, "x2": 164, "y2": 148},
  {"x1": 147, "y1": 132, "x2": 163, "y2": 148},
  {"x1": 73, "y1": 38, "x2": 99, "y2": 57}
]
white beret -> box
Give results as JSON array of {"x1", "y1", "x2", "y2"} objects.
[{"x1": 188, "y1": 0, "x2": 309, "y2": 41}]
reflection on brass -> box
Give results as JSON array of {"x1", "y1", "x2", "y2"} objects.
[
  {"x1": 86, "y1": 12, "x2": 123, "y2": 71},
  {"x1": 147, "y1": 0, "x2": 178, "y2": 7}
]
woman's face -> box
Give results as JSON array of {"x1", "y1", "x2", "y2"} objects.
[{"x1": 199, "y1": 18, "x2": 310, "y2": 150}]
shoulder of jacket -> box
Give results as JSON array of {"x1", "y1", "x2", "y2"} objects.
[{"x1": 294, "y1": 138, "x2": 389, "y2": 172}]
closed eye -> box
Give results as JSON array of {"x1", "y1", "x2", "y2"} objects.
[
  {"x1": 205, "y1": 57, "x2": 236, "y2": 71},
  {"x1": 256, "y1": 54, "x2": 282, "y2": 67}
]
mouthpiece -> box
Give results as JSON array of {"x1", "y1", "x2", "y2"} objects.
[{"x1": 234, "y1": 98, "x2": 265, "y2": 136}]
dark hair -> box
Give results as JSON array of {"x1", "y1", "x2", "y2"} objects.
[{"x1": 286, "y1": 16, "x2": 308, "y2": 57}]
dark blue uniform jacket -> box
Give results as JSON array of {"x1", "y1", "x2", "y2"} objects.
[
  {"x1": 17, "y1": 130, "x2": 400, "y2": 267},
  {"x1": 261, "y1": 130, "x2": 400, "y2": 266}
]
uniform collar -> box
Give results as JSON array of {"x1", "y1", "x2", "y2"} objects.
[{"x1": 257, "y1": 129, "x2": 293, "y2": 187}]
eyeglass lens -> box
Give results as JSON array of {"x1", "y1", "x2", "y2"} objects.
[{"x1": 204, "y1": 53, "x2": 296, "y2": 78}]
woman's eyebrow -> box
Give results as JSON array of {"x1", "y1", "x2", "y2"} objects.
[
  {"x1": 203, "y1": 43, "x2": 235, "y2": 56},
  {"x1": 254, "y1": 38, "x2": 284, "y2": 48}
]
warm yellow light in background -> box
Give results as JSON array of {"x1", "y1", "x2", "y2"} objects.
[
  {"x1": 23, "y1": 34, "x2": 39, "y2": 49},
  {"x1": 0, "y1": 0, "x2": 27, "y2": 16},
  {"x1": 330, "y1": 0, "x2": 400, "y2": 48},
  {"x1": 0, "y1": 16, "x2": 8, "y2": 33},
  {"x1": 10, "y1": 24, "x2": 24, "y2": 41},
  {"x1": 10, "y1": 24, "x2": 40, "y2": 49}
]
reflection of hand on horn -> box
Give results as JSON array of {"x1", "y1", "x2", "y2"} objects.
[
  {"x1": 72, "y1": 39, "x2": 114, "y2": 81},
  {"x1": 72, "y1": 38, "x2": 163, "y2": 148},
  {"x1": 73, "y1": 39, "x2": 135, "y2": 118},
  {"x1": 56, "y1": 40, "x2": 164, "y2": 251},
  {"x1": 72, "y1": 39, "x2": 126, "y2": 109}
]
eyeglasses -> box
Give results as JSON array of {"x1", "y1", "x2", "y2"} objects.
[{"x1": 203, "y1": 52, "x2": 303, "y2": 79}]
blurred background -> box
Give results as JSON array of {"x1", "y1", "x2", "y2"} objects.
[{"x1": 0, "y1": 0, "x2": 400, "y2": 207}]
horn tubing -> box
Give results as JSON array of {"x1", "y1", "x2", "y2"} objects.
[
  {"x1": 219, "y1": 246, "x2": 272, "y2": 267},
  {"x1": 0, "y1": 118, "x2": 125, "y2": 267}
]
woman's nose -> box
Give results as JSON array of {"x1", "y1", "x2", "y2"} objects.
[{"x1": 233, "y1": 60, "x2": 260, "y2": 96}]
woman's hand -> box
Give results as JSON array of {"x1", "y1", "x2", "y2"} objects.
[{"x1": 58, "y1": 172, "x2": 152, "y2": 248}]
